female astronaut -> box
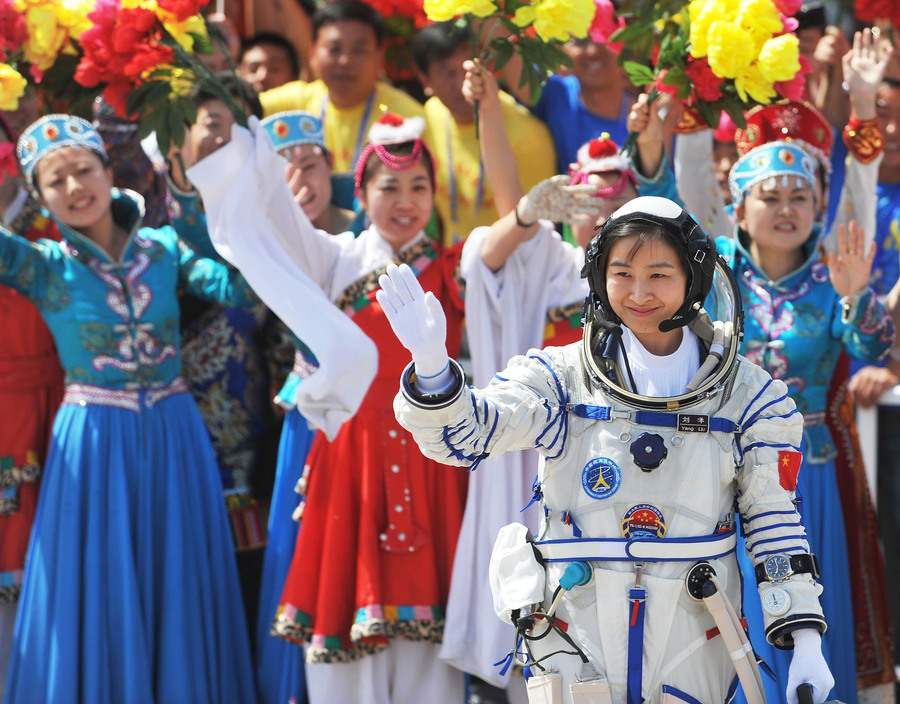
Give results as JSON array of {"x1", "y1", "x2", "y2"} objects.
[{"x1": 377, "y1": 196, "x2": 834, "y2": 704}]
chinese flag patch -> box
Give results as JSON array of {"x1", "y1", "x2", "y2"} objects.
[{"x1": 778, "y1": 451, "x2": 802, "y2": 491}]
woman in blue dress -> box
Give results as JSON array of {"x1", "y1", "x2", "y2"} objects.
[
  {"x1": 3, "y1": 114, "x2": 258, "y2": 704},
  {"x1": 720, "y1": 141, "x2": 894, "y2": 704}
]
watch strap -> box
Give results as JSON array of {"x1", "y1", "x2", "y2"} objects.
[{"x1": 755, "y1": 553, "x2": 820, "y2": 585}]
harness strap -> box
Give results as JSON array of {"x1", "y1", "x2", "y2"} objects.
[{"x1": 567, "y1": 403, "x2": 739, "y2": 433}]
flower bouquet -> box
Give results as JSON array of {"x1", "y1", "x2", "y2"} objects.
[
  {"x1": 0, "y1": 0, "x2": 245, "y2": 155},
  {"x1": 612, "y1": 0, "x2": 805, "y2": 140},
  {"x1": 360, "y1": 0, "x2": 429, "y2": 84},
  {"x1": 423, "y1": 0, "x2": 597, "y2": 116}
]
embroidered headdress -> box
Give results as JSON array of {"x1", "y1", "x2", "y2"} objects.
[
  {"x1": 261, "y1": 111, "x2": 326, "y2": 155},
  {"x1": 728, "y1": 140, "x2": 817, "y2": 207},
  {"x1": 353, "y1": 113, "x2": 433, "y2": 193},
  {"x1": 16, "y1": 114, "x2": 108, "y2": 186},
  {"x1": 569, "y1": 133, "x2": 637, "y2": 200},
  {"x1": 735, "y1": 100, "x2": 834, "y2": 173}
]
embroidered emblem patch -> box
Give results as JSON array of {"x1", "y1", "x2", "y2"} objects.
[
  {"x1": 621, "y1": 504, "x2": 667, "y2": 539},
  {"x1": 581, "y1": 457, "x2": 621, "y2": 500}
]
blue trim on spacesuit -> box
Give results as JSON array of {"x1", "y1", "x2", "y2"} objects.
[
  {"x1": 747, "y1": 534, "x2": 808, "y2": 553},
  {"x1": 531, "y1": 354, "x2": 569, "y2": 459},
  {"x1": 743, "y1": 521, "x2": 802, "y2": 539},
  {"x1": 662, "y1": 684, "x2": 705, "y2": 704}
]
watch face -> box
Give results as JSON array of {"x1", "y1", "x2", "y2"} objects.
[
  {"x1": 765, "y1": 555, "x2": 791, "y2": 581},
  {"x1": 762, "y1": 587, "x2": 791, "y2": 616}
]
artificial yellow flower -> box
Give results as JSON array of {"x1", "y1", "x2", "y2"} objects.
[
  {"x1": 0, "y1": 64, "x2": 28, "y2": 111},
  {"x1": 757, "y1": 34, "x2": 800, "y2": 83},
  {"x1": 738, "y1": 0, "x2": 782, "y2": 38},
  {"x1": 423, "y1": 0, "x2": 498, "y2": 23},
  {"x1": 531, "y1": 0, "x2": 595, "y2": 42},
  {"x1": 122, "y1": 0, "x2": 159, "y2": 10},
  {"x1": 165, "y1": 66, "x2": 196, "y2": 98},
  {"x1": 22, "y1": 4, "x2": 69, "y2": 71},
  {"x1": 689, "y1": 0, "x2": 740, "y2": 58},
  {"x1": 162, "y1": 14, "x2": 208, "y2": 53},
  {"x1": 55, "y1": 0, "x2": 95, "y2": 40},
  {"x1": 706, "y1": 21, "x2": 754, "y2": 78},
  {"x1": 735, "y1": 63, "x2": 777, "y2": 103},
  {"x1": 513, "y1": 5, "x2": 535, "y2": 28}
]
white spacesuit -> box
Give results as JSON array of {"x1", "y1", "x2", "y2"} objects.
[{"x1": 380, "y1": 197, "x2": 832, "y2": 704}]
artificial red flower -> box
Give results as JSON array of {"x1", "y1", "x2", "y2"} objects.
[
  {"x1": 76, "y1": 3, "x2": 174, "y2": 116},
  {"x1": 773, "y1": 0, "x2": 802, "y2": 15},
  {"x1": 589, "y1": 0, "x2": 625, "y2": 54},
  {"x1": 0, "y1": 0, "x2": 26, "y2": 56},
  {"x1": 654, "y1": 69, "x2": 679, "y2": 97},
  {"x1": 0, "y1": 142, "x2": 17, "y2": 180},
  {"x1": 854, "y1": 0, "x2": 900, "y2": 27},
  {"x1": 685, "y1": 57, "x2": 723, "y2": 102},
  {"x1": 774, "y1": 54, "x2": 811, "y2": 102},
  {"x1": 157, "y1": 0, "x2": 211, "y2": 23}
]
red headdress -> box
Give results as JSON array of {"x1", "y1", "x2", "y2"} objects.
[{"x1": 735, "y1": 100, "x2": 834, "y2": 173}]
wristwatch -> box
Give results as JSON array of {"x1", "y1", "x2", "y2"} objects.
[
  {"x1": 761, "y1": 587, "x2": 791, "y2": 616},
  {"x1": 755, "y1": 553, "x2": 820, "y2": 585}
]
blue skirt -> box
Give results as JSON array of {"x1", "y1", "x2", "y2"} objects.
[
  {"x1": 5, "y1": 394, "x2": 257, "y2": 704},
  {"x1": 735, "y1": 455, "x2": 856, "y2": 704},
  {"x1": 255, "y1": 408, "x2": 315, "y2": 704}
]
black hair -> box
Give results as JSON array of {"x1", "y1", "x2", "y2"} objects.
[
  {"x1": 312, "y1": 0, "x2": 385, "y2": 45},
  {"x1": 595, "y1": 220, "x2": 691, "y2": 293},
  {"x1": 795, "y1": 2, "x2": 827, "y2": 33},
  {"x1": 188, "y1": 72, "x2": 263, "y2": 120},
  {"x1": 358, "y1": 141, "x2": 436, "y2": 192},
  {"x1": 240, "y1": 32, "x2": 301, "y2": 79},
  {"x1": 411, "y1": 21, "x2": 471, "y2": 75}
]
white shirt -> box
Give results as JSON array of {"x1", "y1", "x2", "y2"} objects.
[{"x1": 617, "y1": 326, "x2": 701, "y2": 397}]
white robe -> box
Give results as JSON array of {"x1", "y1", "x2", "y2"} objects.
[{"x1": 441, "y1": 223, "x2": 587, "y2": 687}]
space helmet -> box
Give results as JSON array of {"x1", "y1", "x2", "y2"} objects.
[{"x1": 580, "y1": 196, "x2": 744, "y2": 409}]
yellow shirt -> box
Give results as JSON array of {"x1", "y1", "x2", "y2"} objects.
[
  {"x1": 423, "y1": 92, "x2": 557, "y2": 245},
  {"x1": 260, "y1": 80, "x2": 426, "y2": 173}
]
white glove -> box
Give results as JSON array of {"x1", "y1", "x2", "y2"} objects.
[
  {"x1": 516, "y1": 175, "x2": 603, "y2": 226},
  {"x1": 786, "y1": 628, "x2": 835, "y2": 704},
  {"x1": 376, "y1": 263, "x2": 452, "y2": 392}
]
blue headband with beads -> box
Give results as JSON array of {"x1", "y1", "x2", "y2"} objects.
[
  {"x1": 728, "y1": 141, "x2": 817, "y2": 207},
  {"x1": 16, "y1": 114, "x2": 108, "y2": 186},
  {"x1": 260, "y1": 111, "x2": 325, "y2": 153}
]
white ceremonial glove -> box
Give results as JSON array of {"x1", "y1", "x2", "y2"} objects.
[
  {"x1": 376, "y1": 263, "x2": 452, "y2": 392},
  {"x1": 786, "y1": 628, "x2": 835, "y2": 704},
  {"x1": 516, "y1": 174, "x2": 603, "y2": 226}
]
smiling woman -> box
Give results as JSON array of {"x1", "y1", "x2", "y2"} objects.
[
  {"x1": 189, "y1": 110, "x2": 469, "y2": 704},
  {"x1": 2, "y1": 114, "x2": 259, "y2": 704}
]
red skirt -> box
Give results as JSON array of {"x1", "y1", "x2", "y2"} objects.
[{"x1": 273, "y1": 376, "x2": 468, "y2": 663}]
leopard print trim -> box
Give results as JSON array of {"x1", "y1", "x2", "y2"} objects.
[
  {"x1": 546, "y1": 300, "x2": 584, "y2": 325},
  {"x1": 271, "y1": 614, "x2": 312, "y2": 645},
  {"x1": 271, "y1": 614, "x2": 445, "y2": 663},
  {"x1": 350, "y1": 616, "x2": 444, "y2": 644},
  {"x1": 333, "y1": 238, "x2": 437, "y2": 312},
  {"x1": 0, "y1": 496, "x2": 18, "y2": 514},
  {"x1": 0, "y1": 585, "x2": 20, "y2": 605},
  {"x1": 0, "y1": 460, "x2": 40, "y2": 489},
  {"x1": 306, "y1": 640, "x2": 387, "y2": 664}
]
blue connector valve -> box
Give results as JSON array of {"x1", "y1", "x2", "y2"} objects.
[{"x1": 560, "y1": 560, "x2": 593, "y2": 591}]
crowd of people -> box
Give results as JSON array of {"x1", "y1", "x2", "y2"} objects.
[{"x1": 2, "y1": 1, "x2": 900, "y2": 703}]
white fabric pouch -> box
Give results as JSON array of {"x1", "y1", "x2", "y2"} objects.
[{"x1": 489, "y1": 522, "x2": 547, "y2": 624}]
